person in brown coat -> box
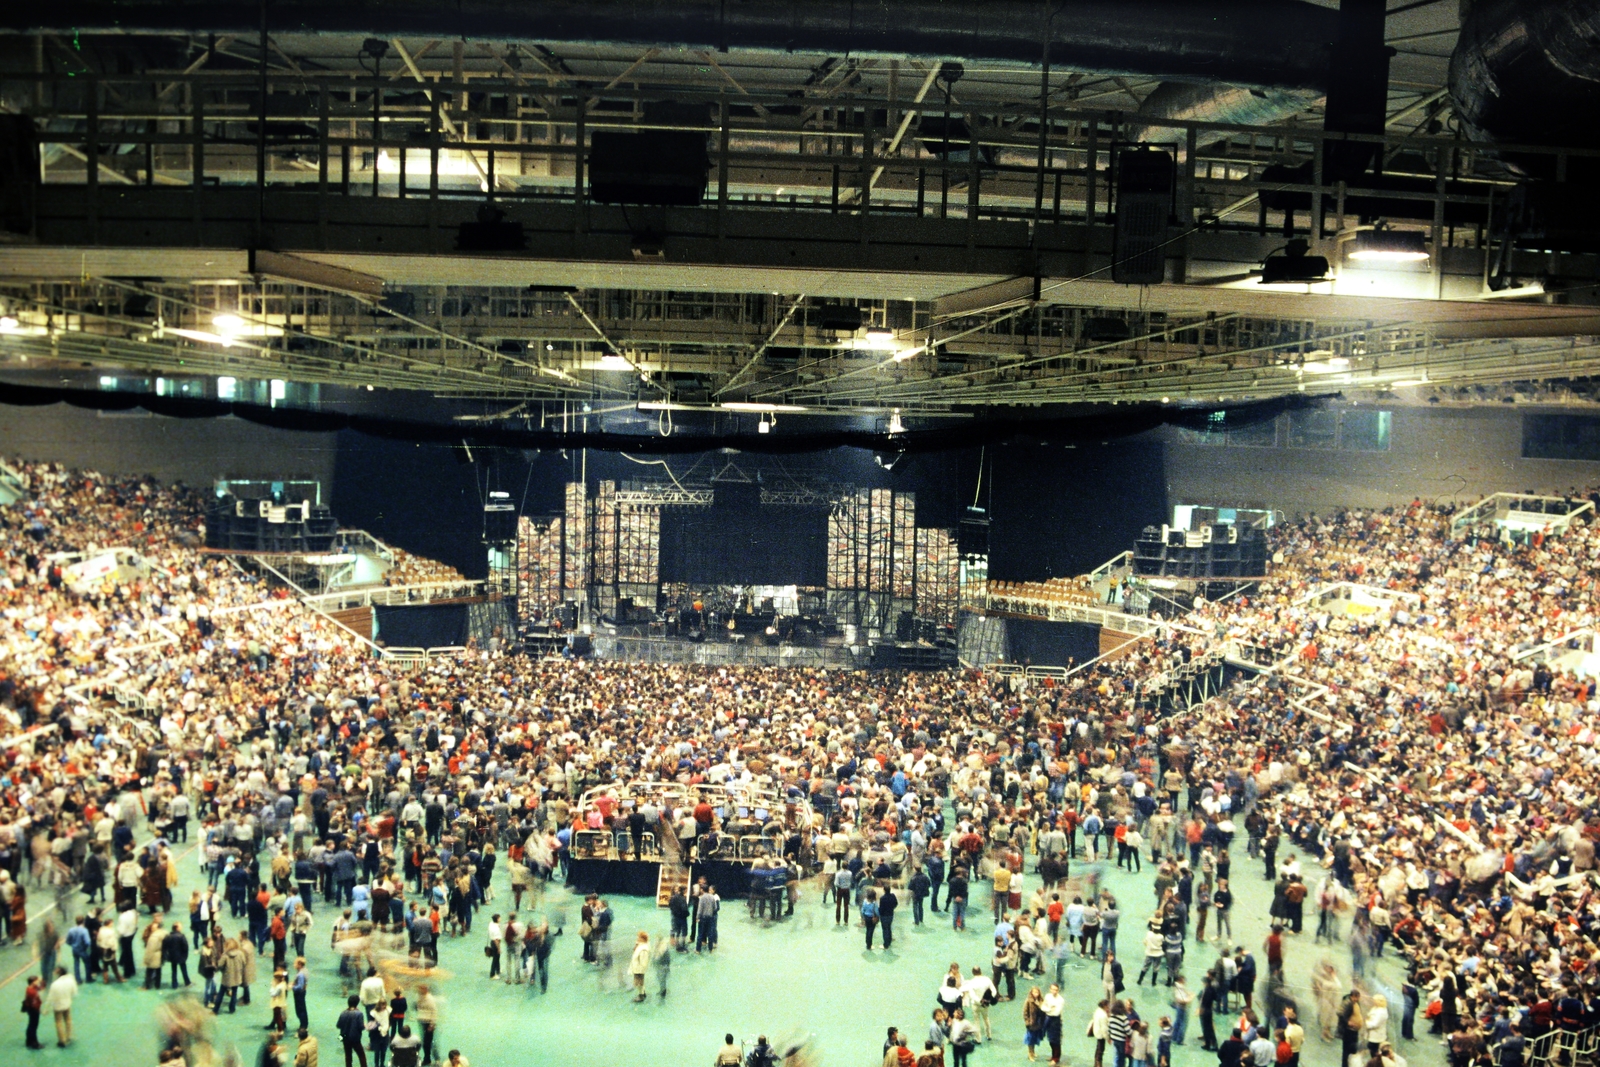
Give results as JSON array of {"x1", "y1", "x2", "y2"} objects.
[{"x1": 217, "y1": 938, "x2": 247, "y2": 1013}]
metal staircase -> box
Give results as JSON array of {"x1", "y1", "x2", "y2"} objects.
[{"x1": 654, "y1": 817, "x2": 691, "y2": 908}]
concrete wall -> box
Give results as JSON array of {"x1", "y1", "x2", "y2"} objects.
[
  {"x1": 0, "y1": 403, "x2": 337, "y2": 488},
  {"x1": 1162, "y1": 405, "x2": 1600, "y2": 516}
]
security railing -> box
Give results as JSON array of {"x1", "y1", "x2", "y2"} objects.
[
  {"x1": 1451, "y1": 493, "x2": 1596, "y2": 537},
  {"x1": 1525, "y1": 1024, "x2": 1600, "y2": 1067},
  {"x1": 302, "y1": 580, "x2": 485, "y2": 611},
  {"x1": 1513, "y1": 628, "x2": 1597, "y2": 664}
]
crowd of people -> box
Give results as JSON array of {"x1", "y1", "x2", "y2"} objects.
[{"x1": 1, "y1": 455, "x2": 1599, "y2": 1067}]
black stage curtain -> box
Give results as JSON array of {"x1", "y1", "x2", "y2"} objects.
[
  {"x1": 374, "y1": 604, "x2": 469, "y2": 648},
  {"x1": 0, "y1": 380, "x2": 1311, "y2": 455}
]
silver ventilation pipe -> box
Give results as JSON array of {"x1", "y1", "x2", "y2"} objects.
[{"x1": 1123, "y1": 83, "x2": 1322, "y2": 150}]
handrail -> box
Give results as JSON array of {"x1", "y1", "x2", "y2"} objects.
[
  {"x1": 1513, "y1": 627, "x2": 1597, "y2": 663},
  {"x1": 1293, "y1": 581, "x2": 1422, "y2": 607},
  {"x1": 1087, "y1": 551, "x2": 1134, "y2": 586},
  {"x1": 336, "y1": 528, "x2": 398, "y2": 564},
  {"x1": 237, "y1": 556, "x2": 393, "y2": 659},
  {"x1": 303, "y1": 579, "x2": 486, "y2": 611},
  {"x1": 1452, "y1": 493, "x2": 1595, "y2": 536},
  {"x1": 1063, "y1": 632, "x2": 1152, "y2": 678}
]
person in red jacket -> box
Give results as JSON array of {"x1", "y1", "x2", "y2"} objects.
[{"x1": 21, "y1": 974, "x2": 44, "y2": 1050}]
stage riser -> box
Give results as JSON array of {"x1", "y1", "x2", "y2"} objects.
[{"x1": 566, "y1": 858, "x2": 766, "y2": 901}]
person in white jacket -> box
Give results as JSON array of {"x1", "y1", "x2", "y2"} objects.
[
  {"x1": 629, "y1": 932, "x2": 651, "y2": 1002},
  {"x1": 46, "y1": 967, "x2": 77, "y2": 1047},
  {"x1": 1364, "y1": 993, "x2": 1390, "y2": 1055},
  {"x1": 962, "y1": 966, "x2": 997, "y2": 1040}
]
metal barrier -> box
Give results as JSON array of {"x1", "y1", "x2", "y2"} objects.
[
  {"x1": 611, "y1": 831, "x2": 659, "y2": 858},
  {"x1": 572, "y1": 830, "x2": 612, "y2": 859},
  {"x1": 1526, "y1": 1025, "x2": 1600, "y2": 1067},
  {"x1": 738, "y1": 835, "x2": 782, "y2": 860},
  {"x1": 1451, "y1": 493, "x2": 1596, "y2": 537},
  {"x1": 1514, "y1": 628, "x2": 1597, "y2": 664},
  {"x1": 983, "y1": 663, "x2": 1073, "y2": 679},
  {"x1": 303, "y1": 580, "x2": 486, "y2": 611}
]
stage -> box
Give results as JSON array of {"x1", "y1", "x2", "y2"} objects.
[{"x1": 566, "y1": 858, "x2": 763, "y2": 900}]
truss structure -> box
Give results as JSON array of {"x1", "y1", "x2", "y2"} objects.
[{"x1": 0, "y1": 28, "x2": 1594, "y2": 416}]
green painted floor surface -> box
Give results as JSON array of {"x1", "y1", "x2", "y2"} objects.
[{"x1": 0, "y1": 838, "x2": 1449, "y2": 1067}]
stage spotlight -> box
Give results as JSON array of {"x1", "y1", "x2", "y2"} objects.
[
  {"x1": 888, "y1": 409, "x2": 905, "y2": 435},
  {"x1": 757, "y1": 414, "x2": 771, "y2": 434}
]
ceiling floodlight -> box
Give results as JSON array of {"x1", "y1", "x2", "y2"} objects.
[{"x1": 1348, "y1": 227, "x2": 1429, "y2": 263}]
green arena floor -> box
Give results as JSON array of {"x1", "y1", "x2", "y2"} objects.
[{"x1": 0, "y1": 824, "x2": 1445, "y2": 1067}]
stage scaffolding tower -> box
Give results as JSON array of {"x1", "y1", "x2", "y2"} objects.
[
  {"x1": 525, "y1": 477, "x2": 956, "y2": 637},
  {"x1": 824, "y1": 490, "x2": 958, "y2": 636},
  {"x1": 516, "y1": 514, "x2": 564, "y2": 622}
]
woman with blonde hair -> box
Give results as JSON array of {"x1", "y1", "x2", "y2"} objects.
[{"x1": 629, "y1": 932, "x2": 651, "y2": 1002}]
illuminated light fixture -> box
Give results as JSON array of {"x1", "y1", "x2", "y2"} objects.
[
  {"x1": 210, "y1": 313, "x2": 283, "y2": 340},
  {"x1": 1347, "y1": 227, "x2": 1429, "y2": 263},
  {"x1": 595, "y1": 354, "x2": 632, "y2": 371},
  {"x1": 757, "y1": 414, "x2": 772, "y2": 434},
  {"x1": 847, "y1": 327, "x2": 903, "y2": 353},
  {"x1": 714, "y1": 401, "x2": 808, "y2": 414},
  {"x1": 375, "y1": 148, "x2": 485, "y2": 178},
  {"x1": 888, "y1": 409, "x2": 905, "y2": 435},
  {"x1": 1260, "y1": 239, "x2": 1330, "y2": 285},
  {"x1": 0, "y1": 315, "x2": 18, "y2": 331},
  {"x1": 1390, "y1": 377, "x2": 1428, "y2": 387}
]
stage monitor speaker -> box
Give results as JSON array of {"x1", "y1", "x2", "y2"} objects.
[
  {"x1": 958, "y1": 506, "x2": 990, "y2": 556},
  {"x1": 589, "y1": 130, "x2": 709, "y2": 205},
  {"x1": 1112, "y1": 147, "x2": 1175, "y2": 285},
  {"x1": 895, "y1": 611, "x2": 915, "y2": 642},
  {"x1": 483, "y1": 503, "x2": 517, "y2": 543}
]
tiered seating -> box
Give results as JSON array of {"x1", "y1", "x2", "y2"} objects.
[
  {"x1": 384, "y1": 547, "x2": 467, "y2": 586},
  {"x1": 986, "y1": 575, "x2": 1099, "y2": 608}
]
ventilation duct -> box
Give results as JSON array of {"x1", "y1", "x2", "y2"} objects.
[
  {"x1": 1124, "y1": 83, "x2": 1322, "y2": 150},
  {"x1": 1449, "y1": 0, "x2": 1600, "y2": 167},
  {"x1": 0, "y1": 1, "x2": 1340, "y2": 91}
]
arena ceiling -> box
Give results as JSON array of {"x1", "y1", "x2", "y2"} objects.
[{"x1": 1, "y1": 2, "x2": 1598, "y2": 428}]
